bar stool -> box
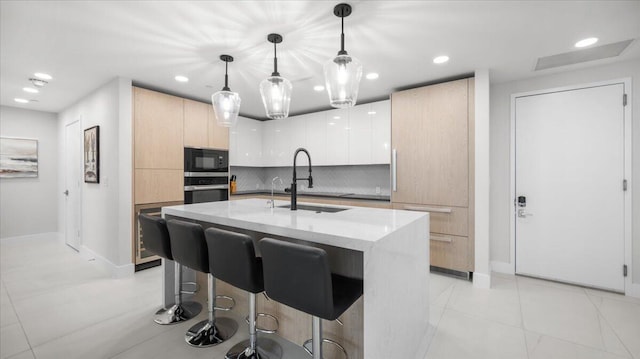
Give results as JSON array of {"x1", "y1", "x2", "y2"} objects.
[
  {"x1": 260, "y1": 238, "x2": 363, "y2": 359},
  {"x1": 205, "y1": 228, "x2": 282, "y2": 359},
  {"x1": 138, "y1": 214, "x2": 201, "y2": 325},
  {"x1": 167, "y1": 219, "x2": 238, "y2": 347}
]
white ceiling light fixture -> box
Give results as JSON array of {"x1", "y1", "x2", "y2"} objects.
[
  {"x1": 575, "y1": 37, "x2": 598, "y2": 48},
  {"x1": 433, "y1": 55, "x2": 450, "y2": 64},
  {"x1": 211, "y1": 54, "x2": 241, "y2": 127},
  {"x1": 324, "y1": 3, "x2": 363, "y2": 108},
  {"x1": 23, "y1": 87, "x2": 39, "y2": 93},
  {"x1": 14, "y1": 98, "x2": 29, "y2": 103},
  {"x1": 29, "y1": 78, "x2": 48, "y2": 87},
  {"x1": 174, "y1": 75, "x2": 189, "y2": 82},
  {"x1": 260, "y1": 33, "x2": 292, "y2": 120},
  {"x1": 366, "y1": 72, "x2": 379, "y2": 80},
  {"x1": 313, "y1": 85, "x2": 325, "y2": 92},
  {"x1": 34, "y1": 72, "x2": 52, "y2": 80}
]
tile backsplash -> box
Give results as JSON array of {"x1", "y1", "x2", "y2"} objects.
[{"x1": 231, "y1": 165, "x2": 390, "y2": 196}]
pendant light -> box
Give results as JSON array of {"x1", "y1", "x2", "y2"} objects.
[
  {"x1": 260, "y1": 33, "x2": 292, "y2": 120},
  {"x1": 211, "y1": 54, "x2": 241, "y2": 127},
  {"x1": 324, "y1": 3, "x2": 362, "y2": 108}
]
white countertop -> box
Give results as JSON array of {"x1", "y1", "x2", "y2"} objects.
[{"x1": 162, "y1": 198, "x2": 427, "y2": 251}]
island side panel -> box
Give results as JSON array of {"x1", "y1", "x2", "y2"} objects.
[{"x1": 363, "y1": 214, "x2": 429, "y2": 359}]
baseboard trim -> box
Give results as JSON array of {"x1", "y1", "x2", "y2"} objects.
[
  {"x1": 627, "y1": 283, "x2": 640, "y2": 299},
  {"x1": 0, "y1": 232, "x2": 60, "y2": 243},
  {"x1": 491, "y1": 260, "x2": 515, "y2": 275},
  {"x1": 79, "y1": 245, "x2": 134, "y2": 279},
  {"x1": 473, "y1": 272, "x2": 491, "y2": 288}
]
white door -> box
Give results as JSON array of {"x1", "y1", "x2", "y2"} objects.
[
  {"x1": 515, "y1": 83, "x2": 626, "y2": 292},
  {"x1": 65, "y1": 121, "x2": 81, "y2": 251}
]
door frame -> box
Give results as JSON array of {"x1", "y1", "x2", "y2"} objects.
[
  {"x1": 64, "y1": 119, "x2": 83, "y2": 251},
  {"x1": 509, "y1": 78, "x2": 632, "y2": 293}
]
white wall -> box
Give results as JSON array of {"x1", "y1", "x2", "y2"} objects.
[
  {"x1": 0, "y1": 106, "x2": 58, "y2": 238},
  {"x1": 490, "y1": 59, "x2": 640, "y2": 285},
  {"x1": 474, "y1": 70, "x2": 491, "y2": 288},
  {"x1": 57, "y1": 77, "x2": 133, "y2": 276}
]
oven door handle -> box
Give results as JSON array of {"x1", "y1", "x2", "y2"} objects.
[
  {"x1": 184, "y1": 172, "x2": 229, "y2": 178},
  {"x1": 184, "y1": 185, "x2": 229, "y2": 191}
]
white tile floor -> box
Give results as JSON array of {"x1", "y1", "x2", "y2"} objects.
[{"x1": 1, "y1": 235, "x2": 639, "y2": 359}]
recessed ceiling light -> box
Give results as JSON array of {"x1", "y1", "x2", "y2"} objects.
[
  {"x1": 34, "y1": 73, "x2": 52, "y2": 80},
  {"x1": 14, "y1": 98, "x2": 29, "y2": 104},
  {"x1": 328, "y1": 122, "x2": 336, "y2": 125},
  {"x1": 367, "y1": 111, "x2": 376, "y2": 115},
  {"x1": 175, "y1": 75, "x2": 189, "y2": 82},
  {"x1": 575, "y1": 37, "x2": 598, "y2": 48},
  {"x1": 433, "y1": 56, "x2": 449, "y2": 64},
  {"x1": 366, "y1": 72, "x2": 379, "y2": 80},
  {"x1": 313, "y1": 85, "x2": 325, "y2": 92},
  {"x1": 333, "y1": 116, "x2": 340, "y2": 120},
  {"x1": 23, "y1": 87, "x2": 39, "y2": 94}
]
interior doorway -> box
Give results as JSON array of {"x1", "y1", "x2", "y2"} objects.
[
  {"x1": 513, "y1": 80, "x2": 630, "y2": 292},
  {"x1": 64, "y1": 120, "x2": 81, "y2": 251}
]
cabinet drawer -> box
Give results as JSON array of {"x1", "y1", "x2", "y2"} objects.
[
  {"x1": 393, "y1": 203, "x2": 468, "y2": 236},
  {"x1": 430, "y1": 234, "x2": 470, "y2": 272}
]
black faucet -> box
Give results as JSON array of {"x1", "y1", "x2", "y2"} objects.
[{"x1": 284, "y1": 148, "x2": 313, "y2": 210}]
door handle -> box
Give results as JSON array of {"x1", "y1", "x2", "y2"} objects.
[
  {"x1": 63, "y1": 190, "x2": 69, "y2": 196},
  {"x1": 517, "y1": 209, "x2": 533, "y2": 218}
]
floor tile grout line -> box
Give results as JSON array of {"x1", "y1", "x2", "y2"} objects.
[
  {"x1": 515, "y1": 277, "x2": 531, "y2": 359},
  {"x1": 585, "y1": 292, "x2": 635, "y2": 358},
  {"x1": 1, "y1": 277, "x2": 35, "y2": 356}
]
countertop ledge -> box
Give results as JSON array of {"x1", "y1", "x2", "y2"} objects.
[{"x1": 231, "y1": 190, "x2": 391, "y2": 202}]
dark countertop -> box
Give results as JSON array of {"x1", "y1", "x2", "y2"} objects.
[{"x1": 231, "y1": 190, "x2": 390, "y2": 202}]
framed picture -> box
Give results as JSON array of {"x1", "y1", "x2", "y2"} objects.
[
  {"x1": 0, "y1": 137, "x2": 38, "y2": 178},
  {"x1": 84, "y1": 126, "x2": 99, "y2": 183}
]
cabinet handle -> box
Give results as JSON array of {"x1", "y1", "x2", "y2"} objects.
[
  {"x1": 392, "y1": 149, "x2": 397, "y2": 192},
  {"x1": 404, "y1": 205, "x2": 452, "y2": 213},
  {"x1": 431, "y1": 235, "x2": 452, "y2": 243}
]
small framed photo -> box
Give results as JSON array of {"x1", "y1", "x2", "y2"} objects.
[{"x1": 84, "y1": 126, "x2": 99, "y2": 183}]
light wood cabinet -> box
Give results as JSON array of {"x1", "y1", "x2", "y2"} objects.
[
  {"x1": 134, "y1": 87, "x2": 184, "y2": 169},
  {"x1": 391, "y1": 78, "x2": 474, "y2": 272},
  {"x1": 184, "y1": 99, "x2": 209, "y2": 148},
  {"x1": 207, "y1": 106, "x2": 229, "y2": 150},
  {"x1": 134, "y1": 169, "x2": 183, "y2": 204}
]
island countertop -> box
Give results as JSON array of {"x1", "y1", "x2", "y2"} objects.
[{"x1": 162, "y1": 198, "x2": 427, "y2": 252}]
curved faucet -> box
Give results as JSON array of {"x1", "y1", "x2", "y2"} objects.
[
  {"x1": 285, "y1": 148, "x2": 313, "y2": 210},
  {"x1": 269, "y1": 176, "x2": 283, "y2": 208}
]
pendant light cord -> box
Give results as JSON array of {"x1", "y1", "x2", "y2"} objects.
[
  {"x1": 223, "y1": 60, "x2": 230, "y2": 91},
  {"x1": 272, "y1": 40, "x2": 280, "y2": 77},
  {"x1": 339, "y1": 12, "x2": 347, "y2": 55}
]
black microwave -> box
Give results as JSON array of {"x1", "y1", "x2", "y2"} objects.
[{"x1": 184, "y1": 147, "x2": 229, "y2": 173}]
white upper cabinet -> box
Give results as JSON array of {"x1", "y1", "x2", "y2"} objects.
[
  {"x1": 325, "y1": 108, "x2": 349, "y2": 165},
  {"x1": 289, "y1": 115, "x2": 308, "y2": 167},
  {"x1": 304, "y1": 112, "x2": 327, "y2": 166},
  {"x1": 348, "y1": 103, "x2": 373, "y2": 164},
  {"x1": 230, "y1": 116, "x2": 263, "y2": 167},
  {"x1": 370, "y1": 100, "x2": 391, "y2": 164}
]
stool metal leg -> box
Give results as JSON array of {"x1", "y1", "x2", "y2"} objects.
[
  {"x1": 185, "y1": 274, "x2": 238, "y2": 347},
  {"x1": 302, "y1": 317, "x2": 349, "y2": 359},
  {"x1": 226, "y1": 292, "x2": 282, "y2": 359},
  {"x1": 154, "y1": 262, "x2": 201, "y2": 325}
]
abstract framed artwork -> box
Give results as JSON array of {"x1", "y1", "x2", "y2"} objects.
[
  {"x1": 84, "y1": 125, "x2": 99, "y2": 183},
  {"x1": 0, "y1": 137, "x2": 38, "y2": 178}
]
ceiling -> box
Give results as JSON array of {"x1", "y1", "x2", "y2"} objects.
[{"x1": 1, "y1": 1, "x2": 639, "y2": 119}]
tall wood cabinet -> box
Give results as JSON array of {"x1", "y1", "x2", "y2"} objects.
[{"x1": 391, "y1": 78, "x2": 475, "y2": 273}]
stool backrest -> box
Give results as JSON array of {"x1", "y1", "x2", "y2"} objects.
[
  {"x1": 166, "y1": 219, "x2": 209, "y2": 273},
  {"x1": 138, "y1": 214, "x2": 172, "y2": 260},
  {"x1": 205, "y1": 228, "x2": 264, "y2": 294},
  {"x1": 260, "y1": 238, "x2": 333, "y2": 319}
]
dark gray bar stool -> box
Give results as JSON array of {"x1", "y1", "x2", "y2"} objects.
[
  {"x1": 167, "y1": 219, "x2": 238, "y2": 347},
  {"x1": 260, "y1": 238, "x2": 363, "y2": 359},
  {"x1": 205, "y1": 228, "x2": 282, "y2": 359},
  {"x1": 138, "y1": 214, "x2": 201, "y2": 325}
]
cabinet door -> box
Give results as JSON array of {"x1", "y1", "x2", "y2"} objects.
[
  {"x1": 134, "y1": 169, "x2": 183, "y2": 204},
  {"x1": 184, "y1": 99, "x2": 209, "y2": 148},
  {"x1": 235, "y1": 116, "x2": 262, "y2": 167},
  {"x1": 371, "y1": 100, "x2": 391, "y2": 164},
  {"x1": 273, "y1": 118, "x2": 292, "y2": 166},
  {"x1": 305, "y1": 112, "x2": 327, "y2": 166},
  {"x1": 348, "y1": 104, "x2": 372, "y2": 165},
  {"x1": 208, "y1": 106, "x2": 230, "y2": 150},
  {"x1": 290, "y1": 114, "x2": 307, "y2": 166},
  {"x1": 134, "y1": 87, "x2": 184, "y2": 169},
  {"x1": 391, "y1": 79, "x2": 468, "y2": 206},
  {"x1": 326, "y1": 108, "x2": 349, "y2": 165}
]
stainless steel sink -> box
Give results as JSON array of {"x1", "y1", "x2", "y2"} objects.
[{"x1": 276, "y1": 204, "x2": 349, "y2": 213}]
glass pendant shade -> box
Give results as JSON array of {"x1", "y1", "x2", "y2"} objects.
[
  {"x1": 324, "y1": 53, "x2": 362, "y2": 108},
  {"x1": 260, "y1": 75, "x2": 292, "y2": 120},
  {"x1": 211, "y1": 90, "x2": 241, "y2": 127}
]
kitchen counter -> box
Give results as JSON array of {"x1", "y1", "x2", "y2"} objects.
[
  {"x1": 162, "y1": 198, "x2": 430, "y2": 359},
  {"x1": 231, "y1": 189, "x2": 391, "y2": 201}
]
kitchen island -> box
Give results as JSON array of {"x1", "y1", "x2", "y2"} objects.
[{"x1": 162, "y1": 198, "x2": 430, "y2": 359}]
